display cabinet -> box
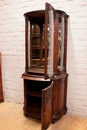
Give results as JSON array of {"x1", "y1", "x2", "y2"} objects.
[
  {"x1": 22, "y1": 2, "x2": 69, "y2": 130},
  {"x1": 0, "y1": 53, "x2": 4, "y2": 102}
]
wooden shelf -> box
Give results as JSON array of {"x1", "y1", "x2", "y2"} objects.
[
  {"x1": 27, "y1": 90, "x2": 42, "y2": 97},
  {"x1": 28, "y1": 102, "x2": 41, "y2": 114}
]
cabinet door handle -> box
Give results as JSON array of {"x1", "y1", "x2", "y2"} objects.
[{"x1": 44, "y1": 112, "x2": 46, "y2": 115}]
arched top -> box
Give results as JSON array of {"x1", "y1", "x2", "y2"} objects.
[{"x1": 24, "y1": 10, "x2": 69, "y2": 19}]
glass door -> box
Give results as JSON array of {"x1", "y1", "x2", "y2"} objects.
[
  {"x1": 58, "y1": 16, "x2": 65, "y2": 71},
  {"x1": 44, "y1": 2, "x2": 55, "y2": 79},
  {"x1": 30, "y1": 24, "x2": 43, "y2": 67}
]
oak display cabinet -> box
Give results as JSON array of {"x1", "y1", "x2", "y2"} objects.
[{"x1": 22, "y1": 2, "x2": 69, "y2": 130}]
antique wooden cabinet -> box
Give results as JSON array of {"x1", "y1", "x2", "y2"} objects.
[
  {"x1": 0, "y1": 53, "x2": 4, "y2": 102},
  {"x1": 22, "y1": 2, "x2": 69, "y2": 130}
]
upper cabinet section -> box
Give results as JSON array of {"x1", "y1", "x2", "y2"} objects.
[
  {"x1": 24, "y1": 11, "x2": 45, "y2": 75},
  {"x1": 24, "y1": 3, "x2": 69, "y2": 79}
]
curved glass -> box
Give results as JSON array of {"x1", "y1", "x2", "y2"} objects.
[
  {"x1": 28, "y1": 23, "x2": 45, "y2": 73},
  {"x1": 47, "y1": 9, "x2": 54, "y2": 76},
  {"x1": 58, "y1": 16, "x2": 64, "y2": 71}
]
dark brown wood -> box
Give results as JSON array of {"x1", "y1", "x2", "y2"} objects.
[
  {"x1": 42, "y1": 82, "x2": 53, "y2": 130},
  {"x1": 0, "y1": 53, "x2": 4, "y2": 102},
  {"x1": 22, "y1": 2, "x2": 69, "y2": 130},
  {"x1": 25, "y1": 16, "x2": 29, "y2": 72},
  {"x1": 23, "y1": 78, "x2": 52, "y2": 120},
  {"x1": 52, "y1": 73, "x2": 68, "y2": 123},
  {"x1": 64, "y1": 16, "x2": 69, "y2": 72},
  {"x1": 44, "y1": 3, "x2": 48, "y2": 79}
]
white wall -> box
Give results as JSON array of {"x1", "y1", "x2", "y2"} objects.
[{"x1": 0, "y1": 0, "x2": 87, "y2": 117}]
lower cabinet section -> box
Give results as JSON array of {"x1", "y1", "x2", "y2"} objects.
[
  {"x1": 24, "y1": 95, "x2": 41, "y2": 118},
  {"x1": 23, "y1": 78, "x2": 53, "y2": 130},
  {"x1": 22, "y1": 73, "x2": 68, "y2": 130}
]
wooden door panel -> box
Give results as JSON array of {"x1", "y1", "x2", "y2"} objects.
[
  {"x1": 42, "y1": 81, "x2": 53, "y2": 130},
  {"x1": 44, "y1": 2, "x2": 55, "y2": 79}
]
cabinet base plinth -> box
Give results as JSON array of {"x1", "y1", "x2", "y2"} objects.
[
  {"x1": 52, "y1": 106, "x2": 67, "y2": 123},
  {"x1": 0, "y1": 97, "x2": 4, "y2": 102},
  {"x1": 23, "y1": 107, "x2": 41, "y2": 119},
  {"x1": 24, "y1": 112, "x2": 28, "y2": 117}
]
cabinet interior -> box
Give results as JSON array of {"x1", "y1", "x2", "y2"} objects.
[{"x1": 25, "y1": 80, "x2": 52, "y2": 118}]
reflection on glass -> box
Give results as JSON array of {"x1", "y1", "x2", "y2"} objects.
[
  {"x1": 47, "y1": 10, "x2": 54, "y2": 76},
  {"x1": 58, "y1": 16, "x2": 64, "y2": 71}
]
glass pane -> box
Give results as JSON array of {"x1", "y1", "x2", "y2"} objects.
[
  {"x1": 47, "y1": 10, "x2": 54, "y2": 76},
  {"x1": 58, "y1": 16, "x2": 64, "y2": 71},
  {"x1": 30, "y1": 23, "x2": 45, "y2": 68}
]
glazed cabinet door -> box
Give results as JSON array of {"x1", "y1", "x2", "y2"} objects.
[
  {"x1": 44, "y1": 3, "x2": 55, "y2": 79},
  {"x1": 42, "y1": 81, "x2": 53, "y2": 130}
]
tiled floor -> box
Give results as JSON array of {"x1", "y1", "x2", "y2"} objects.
[{"x1": 0, "y1": 101, "x2": 87, "y2": 130}]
